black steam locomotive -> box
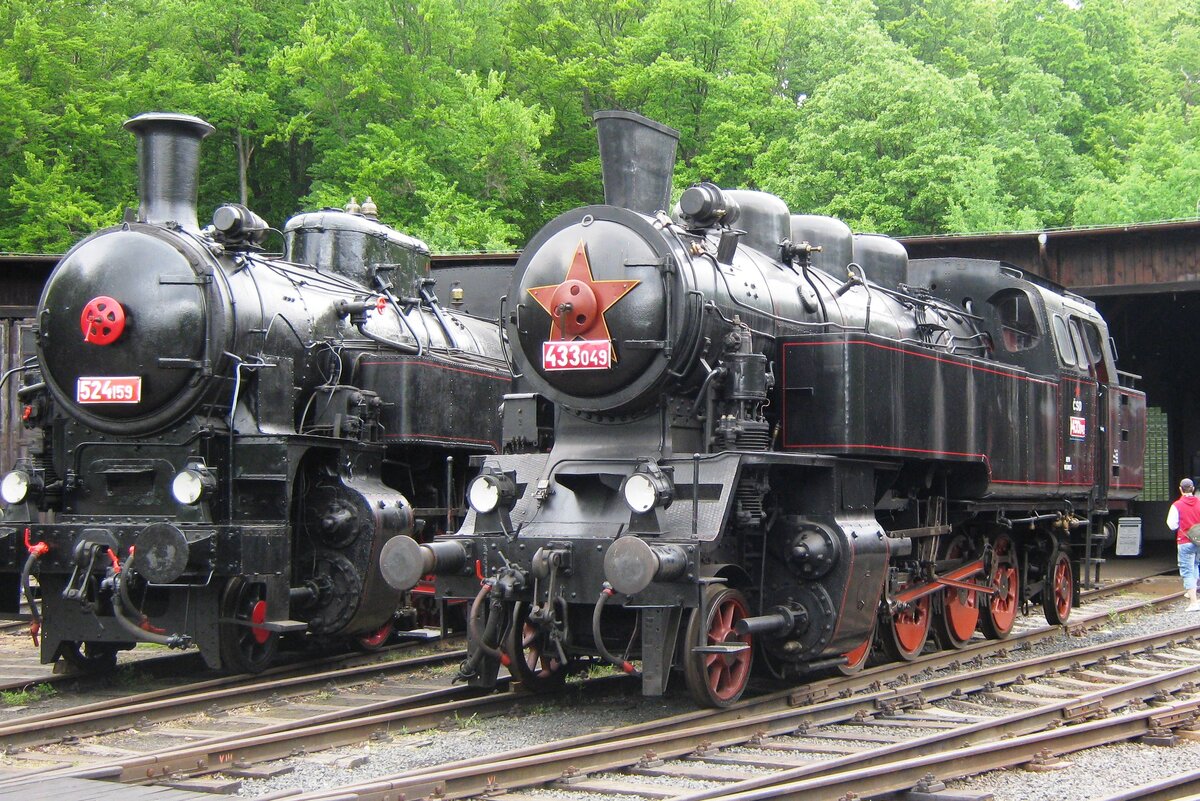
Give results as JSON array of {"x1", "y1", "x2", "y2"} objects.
[
  {"x1": 0, "y1": 113, "x2": 510, "y2": 673},
  {"x1": 383, "y1": 111, "x2": 1146, "y2": 706}
]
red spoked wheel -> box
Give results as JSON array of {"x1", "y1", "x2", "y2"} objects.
[
  {"x1": 1042, "y1": 549, "x2": 1073, "y2": 626},
  {"x1": 505, "y1": 602, "x2": 567, "y2": 692},
  {"x1": 219, "y1": 578, "x2": 279, "y2": 674},
  {"x1": 934, "y1": 535, "x2": 980, "y2": 650},
  {"x1": 981, "y1": 534, "x2": 1020, "y2": 640},
  {"x1": 684, "y1": 586, "x2": 753, "y2": 707},
  {"x1": 877, "y1": 594, "x2": 931, "y2": 662},
  {"x1": 79, "y1": 296, "x2": 126, "y2": 345}
]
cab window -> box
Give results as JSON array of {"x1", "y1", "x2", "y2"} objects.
[
  {"x1": 1069, "y1": 318, "x2": 1088, "y2": 369},
  {"x1": 990, "y1": 289, "x2": 1041, "y2": 353},
  {"x1": 1079, "y1": 319, "x2": 1111, "y2": 380},
  {"x1": 1052, "y1": 314, "x2": 1077, "y2": 367}
]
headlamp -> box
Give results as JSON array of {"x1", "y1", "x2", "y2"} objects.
[
  {"x1": 1, "y1": 471, "x2": 31, "y2": 505},
  {"x1": 620, "y1": 463, "x2": 674, "y2": 514},
  {"x1": 467, "y1": 472, "x2": 516, "y2": 514},
  {"x1": 171, "y1": 465, "x2": 215, "y2": 505}
]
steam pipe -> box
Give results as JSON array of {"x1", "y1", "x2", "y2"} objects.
[
  {"x1": 467, "y1": 581, "x2": 504, "y2": 661},
  {"x1": 592, "y1": 584, "x2": 638, "y2": 674},
  {"x1": 109, "y1": 547, "x2": 191, "y2": 649},
  {"x1": 19, "y1": 552, "x2": 41, "y2": 636}
]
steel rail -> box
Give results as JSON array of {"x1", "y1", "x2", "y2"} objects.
[
  {"x1": 0, "y1": 645, "x2": 467, "y2": 748},
  {"x1": 0, "y1": 681, "x2": 507, "y2": 787},
  {"x1": 669, "y1": 653, "x2": 1200, "y2": 800},
  {"x1": 279, "y1": 615, "x2": 1200, "y2": 800},
  {"x1": 4, "y1": 584, "x2": 1179, "y2": 794},
  {"x1": 685, "y1": 696, "x2": 1200, "y2": 801},
  {"x1": 0, "y1": 634, "x2": 461, "y2": 693},
  {"x1": 1094, "y1": 770, "x2": 1200, "y2": 801}
]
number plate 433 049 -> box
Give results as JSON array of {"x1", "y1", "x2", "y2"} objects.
[
  {"x1": 76, "y1": 376, "x2": 142, "y2": 404},
  {"x1": 542, "y1": 340, "x2": 611, "y2": 371}
]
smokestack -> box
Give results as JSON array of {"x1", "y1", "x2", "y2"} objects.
[
  {"x1": 593, "y1": 111, "x2": 680, "y2": 215},
  {"x1": 123, "y1": 112, "x2": 215, "y2": 233}
]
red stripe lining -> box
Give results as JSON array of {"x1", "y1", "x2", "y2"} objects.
[{"x1": 363, "y1": 359, "x2": 509, "y2": 382}]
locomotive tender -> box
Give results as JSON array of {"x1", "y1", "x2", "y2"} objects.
[
  {"x1": 0, "y1": 113, "x2": 510, "y2": 672},
  {"x1": 382, "y1": 111, "x2": 1147, "y2": 706}
]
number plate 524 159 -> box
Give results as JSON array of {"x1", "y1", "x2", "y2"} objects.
[{"x1": 76, "y1": 376, "x2": 142, "y2": 404}]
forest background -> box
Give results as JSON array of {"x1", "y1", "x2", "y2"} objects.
[{"x1": 2, "y1": 0, "x2": 1199, "y2": 252}]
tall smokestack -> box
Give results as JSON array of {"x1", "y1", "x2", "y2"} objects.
[
  {"x1": 123, "y1": 112, "x2": 215, "y2": 233},
  {"x1": 593, "y1": 111, "x2": 680, "y2": 215}
]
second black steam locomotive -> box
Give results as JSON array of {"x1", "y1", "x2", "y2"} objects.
[
  {"x1": 0, "y1": 113, "x2": 510, "y2": 672},
  {"x1": 384, "y1": 111, "x2": 1146, "y2": 706}
]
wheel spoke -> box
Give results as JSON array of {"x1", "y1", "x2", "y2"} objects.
[
  {"x1": 506, "y1": 603, "x2": 567, "y2": 692},
  {"x1": 685, "y1": 587, "x2": 752, "y2": 707}
]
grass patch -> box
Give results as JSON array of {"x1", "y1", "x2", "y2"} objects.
[{"x1": 1, "y1": 683, "x2": 57, "y2": 706}]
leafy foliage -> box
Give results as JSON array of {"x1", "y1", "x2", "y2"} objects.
[{"x1": 2, "y1": 0, "x2": 1198, "y2": 253}]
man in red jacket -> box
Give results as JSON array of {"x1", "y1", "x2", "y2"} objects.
[{"x1": 1167, "y1": 478, "x2": 1200, "y2": 611}]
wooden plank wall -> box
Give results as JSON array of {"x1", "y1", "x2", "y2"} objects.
[{"x1": 901, "y1": 221, "x2": 1200, "y2": 293}]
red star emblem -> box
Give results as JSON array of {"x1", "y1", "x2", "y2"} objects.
[{"x1": 527, "y1": 241, "x2": 639, "y2": 360}]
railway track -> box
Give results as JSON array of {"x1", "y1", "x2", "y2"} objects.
[
  {"x1": 0, "y1": 641, "x2": 468, "y2": 750},
  {"x1": 0, "y1": 628, "x2": 458, "y2": 694},
  {"x1": 0, "y1": 576, "x2": 1180, "y2": 799},
  {"x1": 278, "y1": 593, "x2": 1200, "y2": 801}
]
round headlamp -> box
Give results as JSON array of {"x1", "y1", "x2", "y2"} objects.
[
  {"x1": 467, "y1": 475, "x2": 501, "y2": 513},
  {"x1": 467, "y1": 472, "x2": 516, "y2": 514},
  {"x1": 621, "y1": 464, "x2": 674, "y2": 514},
  {"x1": 621, "y1": 473, "x2": 658, "y2": 513},
  {"x1": 171, "y1": 467, "x2": 214, "y2": 505},
  {"x1": 1, "y1": 471, "x2": 31, "y2": 505}
]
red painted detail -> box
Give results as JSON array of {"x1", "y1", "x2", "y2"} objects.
[
  {"x1": 475, "y1": 560, "x2": 485, "y2": 582},
  {"x1": 892, "y1": 595, "x2": 931, "y2": 654},
  {"x1": 381, "y1": 432, "x2": 499, "y2": 448},
  {"x1": 893, "y1": 559, "x2": 989, "y2": 605},
  {"x1": 362, "y1": 359, "x2": 511, "y2": 382},
  {"x1": 24, "y1": 528, "x2": 48, "y2": 558},
  {"x1": 944, "y1": 584, "x2": 980, "y2": 642},
  {"x1": 376, "y1": 296, "x2": 388, "y2": 313},
  {"x1": 104, "y1": 548, "x2": 121, "y2": 574},
  {"x1": 784, "y1": 441, "x2": 993, "y2": 466},
  {"x1": 702, "y1": 593, "x2": 752, "y2": 702},
  {"x1": 988, "y1": 537, "x2": 1019, "y2": 634},
  {"x1": 1053, "y1": 557, "x2": 1073, "y2": 619},
  {"x1": 29, "y1": 619, "x2": 39, "y2": 646},
  {"x1": 250, "y1": 600, "x2": 270, "y2": 645},
  {"x1": 622, "y1": 661, "x2": 636, "y2": 674},
  {"x1": 782, "y1": 339, "x2": 1057, "y2": 385},
  {"x1": 76, "y1": 376, "x2": 142, "y2": 404},
  {"x1": 21, "y1": 405, "x2": 31, "y2": 421},
  {"x1": 499, "y1": 652, "x2": 511, "y2": 667},
  {"x1": 358, "y1": 621, "x2": 393, "y2": 649},
  {"x1": 842, "y1": 635, "x2": 871, "y2": 671},
  {"x1": 934, "y1": 576, "x2": 995, "y2": 595},
  {"x1": 542, "y1": 339, "x2": 611, "y2": 371},
  {"x1": 526, "y1": 241, "x2": 640, "y2": 364},
  {"x1": 80, "y1": 296, "x2": 126, "y2": 345}
]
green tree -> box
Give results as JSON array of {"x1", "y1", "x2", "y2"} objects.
[
  {"x1": 1073, "y1": 104, "x2": 1200, "y2": 224},
  {"x1": 752, "y1": 33, "x2": 1002, "y2": 234}
]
